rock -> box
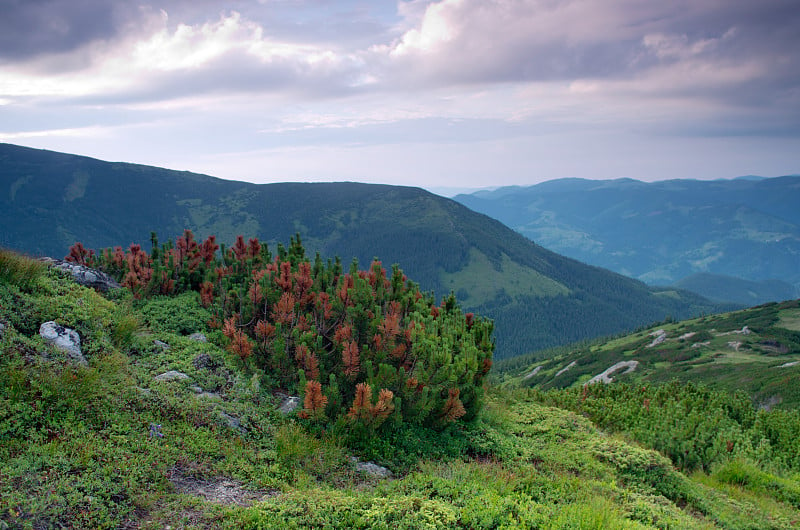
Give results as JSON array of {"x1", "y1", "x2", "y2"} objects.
[
  {"x1": 349, "y1": 457, "x2": 393, "y2": 479},
  {"x1": 39, "y1": 321, "x2": 86, "y2": 365},
  {"x1": 277, "y1": 395, "x2": 301, "y2": 415},
  {"x1": 218, "y1": 410, "x2": 246, "y2": 434},
  {"x1": 587, "y1": 360, "x2": 639, "y2": 385},
  {"x1": 154, "y1": 340, "x2": 169, "y2": 351},
  {"x1": 555, "y1": 361, "x2": 576, "y2": 377},
  {"x1": 193, "y1": 353, "x2": 218, "y2": 371},
  {"x1": 727, "y1": 341, "x2": 742, "y2": 351},
  {"x1": 646, "y1": 329, "x2": 667, "y2": 348},
  {"x1": 155, "y1": 370, "x2": 190, "y2": 382},
  {"x1": 41, "y1": 258, "x2": 120, "y2": 292},
  {"x1": 523, "y1": 366, "x2": 542, "y2": 379},
  {"x1": 189, "y1": 385, "x2": 203, "y2": 393},
  {"x1": 188, "y1": 333, "x2": 207, "y2": 343},
  {"x1": 0, "y1": 321, "x2": 5, "y2": 338},
  {"x1": 777, "y1": 361, "x2": 800, "y2": 368}
]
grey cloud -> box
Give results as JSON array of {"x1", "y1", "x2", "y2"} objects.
[
  {"x1": 385, "y1": 0, "x2": 800, "y2": 85},
  {"x1": 0, "y1": 0, "x2": 135, "y2": 62}
]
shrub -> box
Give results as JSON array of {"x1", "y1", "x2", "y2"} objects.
[{"x1": 79, "y1": 232, "x2": 495, "y2": 432}]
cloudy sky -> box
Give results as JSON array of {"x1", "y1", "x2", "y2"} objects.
[{"x1": 1, "y1": 0, "x2": 798, "y2": 192}]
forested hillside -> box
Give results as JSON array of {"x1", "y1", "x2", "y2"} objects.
[
  {"x1": 455, "y1": 177, "x2": 800, "y2": 304},
  {"x1": 0, "y1": 143, "x2": 726, "y2": 358}
]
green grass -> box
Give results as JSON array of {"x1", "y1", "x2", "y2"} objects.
[
  {"x1": 2, "y1": 250, "x2": 800, "y2": 528},
  {"x1": 441, "y1": 249, "x2": 569, "y2": 306},
  {"x1": 777, "y1": 308, "x2": 800, "y2": 331}
]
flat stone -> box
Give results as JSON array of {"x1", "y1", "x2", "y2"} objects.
[
  {"x1": 349, "y1": 457, "x2": 393, "y2": 479},
  {"x1": 154, "y1": 340, "x2": 169, "y2": 351},
  {"x1": 155, "y1": 370, "x2": 190, "y2": 382},
  {"x1": 188, "y1": 333, "x2": 207, "y2": 343}
]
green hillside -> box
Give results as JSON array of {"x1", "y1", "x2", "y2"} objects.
[
  {"x1": 3, "y1": 248, "x2": 800, "y2": 528},
  {"x1": 455, "y1": 177, "x2": 800, "y2": 302},
  {"x1": 0, "y1": 143, "x2": 726, "y2": 359},
  {"x1": 499, "y1": 299, "x2": 800, "y2": 409}
]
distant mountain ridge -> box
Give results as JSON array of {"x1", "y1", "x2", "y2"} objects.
[
  {"x1": 455, "y1": 176, "x2": 800, "y2": 303},
  {"x1": 0, "y1": 143, "x2": 725, "y2": 359}
]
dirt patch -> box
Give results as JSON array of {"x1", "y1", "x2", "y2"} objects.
[{"x1": 168, "y1": 464, "x2": 278, "y2": 506}]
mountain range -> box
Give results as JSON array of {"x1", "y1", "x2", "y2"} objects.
[
  {"x1": 455, "y1": 177, "x2": 800, "y2": 304},
  {"x1": 0, "y1": 143, "x2": 724, "y2": 359}
]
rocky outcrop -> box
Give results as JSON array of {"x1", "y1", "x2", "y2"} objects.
[
  {"x1": 41, "y1": 258, "x2": 120, "y2": 292},
  {"x1": 587, "y1": 360, "x2": 639, "y2": 385},
  {"x1": 39, "y1": 321, "x2": 86, "y2": 365}
]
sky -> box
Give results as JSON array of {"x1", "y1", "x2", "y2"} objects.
[{"x1": 1, "y1": 0, "x2": 798, "y2": 192}]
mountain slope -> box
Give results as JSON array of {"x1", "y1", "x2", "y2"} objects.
[
  {"x1": 455, "y1": 177, "x2": 800, "y2": 298},
  {"x1": 498, "y1": 299, "x2": 800, "y2": 408},
  {"x1": 2, "y1": 254, "x2": 799, "y2": 528},
  {"x1": 0, "y1": 143, "x2": 724, "y2": 358}
]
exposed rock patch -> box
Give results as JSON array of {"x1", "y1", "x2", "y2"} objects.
[
  {"x1": 727, "y1": 341, "x2": 742, "y2": 352},
  {"x1": 155, "y1": 370, "x2": 190, "y2": 382},
  {"x1": 273, "y1": 391, "x2": 301, "y2": 415},
  {"x1": 188, "y1": 333, "x2": 207, "y2": 343},
  {"x1": 42, "y1": 258, "x2": 120, "y2": 292},
  {"x1": 349, "y1": 457, "x2": 393, "y2": 479},
  {"x1": 524, "y1": 366, "x2": 542, "y2": 379},
  {"x1": 555, "y1": 361, "x2": 577, "y2": 378},
  {"x1": 777, "y1": 361, "x2": 799, "y2": 368},
  {"x1": 587, "y1": 361, "x2": 639, "y2": 385},
  {"x1": 168, "y1": 464, "x2": 277, "y2": 506},
  {"x1": 39, "y1": 322, "x2": 86, "y2": 365},
  {"x1": 193, "y1": 353, "x2": 219, "y2": 371},
  {"x1": 217, "y1": 409, "x2": 246, "y2": 434},
  {"x1": 646, "y1": 330, "x2": 667, "y2": 348}
]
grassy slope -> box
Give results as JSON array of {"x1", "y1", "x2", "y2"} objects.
[
  {"x1": 2, "y1": 250, "x2": 799, "y2": 529},
  {"x1": 499, "y1": 299, "x2": 800, "y2": 409},
  {"x1": 0, "y1": 143, "x2": 725, "y2": 359}
]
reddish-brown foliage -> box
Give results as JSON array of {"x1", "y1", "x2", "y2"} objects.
[
  {"x1": 200, "y1": 235, "x2": 219, "y2": 265},
  {"x1": 200, "y1": 281, "x2": 215, "y2": 307},
  {"x1": 348, "y1": 382, "x2": 372, "y2": 420},
  {"x1": 342, "y1": 340, "x2": 360, "y2": 376},
  {"x1": 372, "y1": 389, "x2": 395, "y2": 421},
  {"x1": 272, "y1": 292, "x2": 296, "y2": 326},
  {"x1": 295, "y1": 344, "x2": 320, "y2": 381},
  {"x1": 333, "y1": 324, "x2": 352, "y2": 345},
  {"x1": 441, "y1": 388, "x2": 466, "y2": 422},
  {"x1": 65, "y1": 242, "x2": 92, "y2": 265},
  {"x1": 254, "y1": 319, "x2": 276, "y2": 339},
  {"x1": 301, "y1": 380, "x2": 328, "y2": 420},
  {"x1": 229, "y1": 330, "x2": 253, "y2": 360},
  {"x1": 231, "y1": 235, "x2": 248, "y2": 263}
]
